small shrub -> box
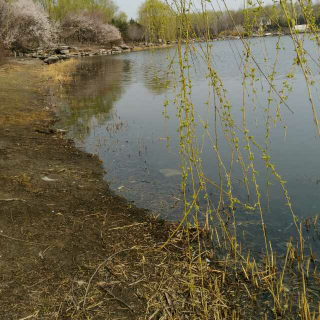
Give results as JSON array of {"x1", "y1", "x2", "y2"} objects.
[{"x1": 59, "y1": 11, "x2": 121, "y2": 45}]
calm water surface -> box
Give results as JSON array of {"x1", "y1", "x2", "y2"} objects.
[{"x1": 58, "y1": 36, "x2": 320, "y2": 254}]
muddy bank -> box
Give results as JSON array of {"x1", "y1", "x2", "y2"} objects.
[
  {"x1": 0, "y1": 59, "x2": 242, "y2": 320},
  {"x1": 0, "y1": 59, "x2": 177, "y2": 319}
]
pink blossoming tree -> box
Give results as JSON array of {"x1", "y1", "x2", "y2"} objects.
[
  {"x1": 59, "y1": 11, "x2": 121, "y2": 45},
  {"x1": 0, "y1": 0, "x2": 54, "y2": 51}
]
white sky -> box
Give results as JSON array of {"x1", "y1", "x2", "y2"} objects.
[{"x1": 116, "y1": 0, "x2": 273, "y2": 20}]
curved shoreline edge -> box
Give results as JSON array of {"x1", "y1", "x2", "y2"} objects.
[{"x1": 0, "y1": 57, "x2": 314, "y2": 319}]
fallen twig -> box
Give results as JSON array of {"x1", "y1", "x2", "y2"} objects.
[
  {"x1": 0, "y1": 198, "x2": 26, "y2": 202},
  {"x1": 0, "y1": 233, "x2": 47, "y2": 246},
  {"x1": 19, "y1": 312, "x2": 38, "y2": 320},
  {"x1": 109, "y1": 222, "x2": 146, "y2": 231},
  {"x1": 38, "y1": 244, "x2": 53, "y2": 259},
  {"x1": 98, "y1": 285, "x2": 134, "y2": 313}
]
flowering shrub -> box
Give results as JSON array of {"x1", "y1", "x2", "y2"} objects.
[
  {"x1": 0, "y1": 1, "x2": 122, "y2": 51},
  {"x1": 0, "y1": 0, "x2": 54, "y2": 51},
  {"x1": 59, "y1": 11, "x2": 121, "y2": 45}
]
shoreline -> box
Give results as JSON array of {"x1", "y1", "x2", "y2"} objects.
[
  {"x1": 15, "y1": 32, "x2": 292, "y2": 65},
  {"x1": 20, "y1": 42, "x2": 177, "y2": 64},
  {"x1": 0, "y1": 57, "x2": 315, "y2": 319},
  {"x1": 10, "y1": 32, "x2": 297, "y2": 65},
  {"x1": 0, "y1": 58, "x2": 175, "y2": 318}
]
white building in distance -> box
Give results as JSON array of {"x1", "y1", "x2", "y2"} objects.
[{"x1": 295, "y1": 24, "x2": 308, "y2": 32}]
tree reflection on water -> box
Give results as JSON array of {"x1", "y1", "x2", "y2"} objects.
[{"x1": 58, "y1": 57, "x2": 130, "y2": 139}]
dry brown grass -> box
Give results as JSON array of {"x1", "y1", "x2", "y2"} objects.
[
  {"x1": 41, "y1": 58, "x2": 79, "y2": 84},
  {"x1": 0, "y1": 110, "x2": 49, "y2": 126},
  {"x1": 0, "y1": 60, "x2": 51, "y2": 126},
  {"x1": 141, "y1": 228, "x2": 320, "y2": 319},
  {"x1": 57, "y1": 218, "x2": 320, "y2": 319}
]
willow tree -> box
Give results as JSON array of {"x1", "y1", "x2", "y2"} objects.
[
  {"x1": 138, "y1": 0, "x2": 177, "y2": 42},
  {"x1": 138, "y1": 0, "x2": 320, "y2": 318},
  {"x1": 35, "y1": 0, "x2": 118, "y2": 22}
]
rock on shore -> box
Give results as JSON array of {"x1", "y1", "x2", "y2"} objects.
[{"x1": 23, "y1": 42, "x2": 176, "y2": 64}]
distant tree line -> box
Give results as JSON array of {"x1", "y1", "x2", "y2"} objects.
[
  {"x1": 2, "y1": 0, "x2": 320, "y2": 53},
  {"x1": 136, "y1": 0, "x2": 320, "y2": 41}
]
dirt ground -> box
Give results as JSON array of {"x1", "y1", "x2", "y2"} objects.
[
  {"x1": 0, "y1": 59, "x2": 178, "y2": 319},
  {"x1": 2, "y1": 58, "x2": 310, "y2": 320}
]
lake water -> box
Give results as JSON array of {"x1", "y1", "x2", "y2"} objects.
[{"x1": 58, "y1": 35, "x2": 320, "y2": 255}]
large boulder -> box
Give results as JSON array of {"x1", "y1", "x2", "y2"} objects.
[
  {"x1": 120, "y1": 44, "x2": 130, "y2": 51},
  {"x1": 99, "y1": 49, "x2": 108, "y2": 55},
  {"x1": 111, "y1": 47, "x2": 122, "y2": 54},
  {"x1": 44, "y1": 55, "x2": 59, "y2": 64},
  {"x1": 58, "y1": 55, "x2": 71, "y2": 60},
  {"x1": 55, "y1": 46, "x2": 70, "y2": 54},
  {"x1": 60, "y1": 49, "x2": 70, "y2": 55}
]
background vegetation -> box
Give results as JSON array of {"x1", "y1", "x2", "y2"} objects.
[
  {"x1": 136, "y1": 0, "x2": 320, "y2": 41},
  {"x1": 0, "y1": 0, "x2": 124, "y2": 51},
  {"x1": 3, "y1": 0, "x2": 320, "y2": 52}
]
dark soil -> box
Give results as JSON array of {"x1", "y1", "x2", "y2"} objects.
[{"x1": 0, "y1": 59, "x2": 173, "y2": 319}]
